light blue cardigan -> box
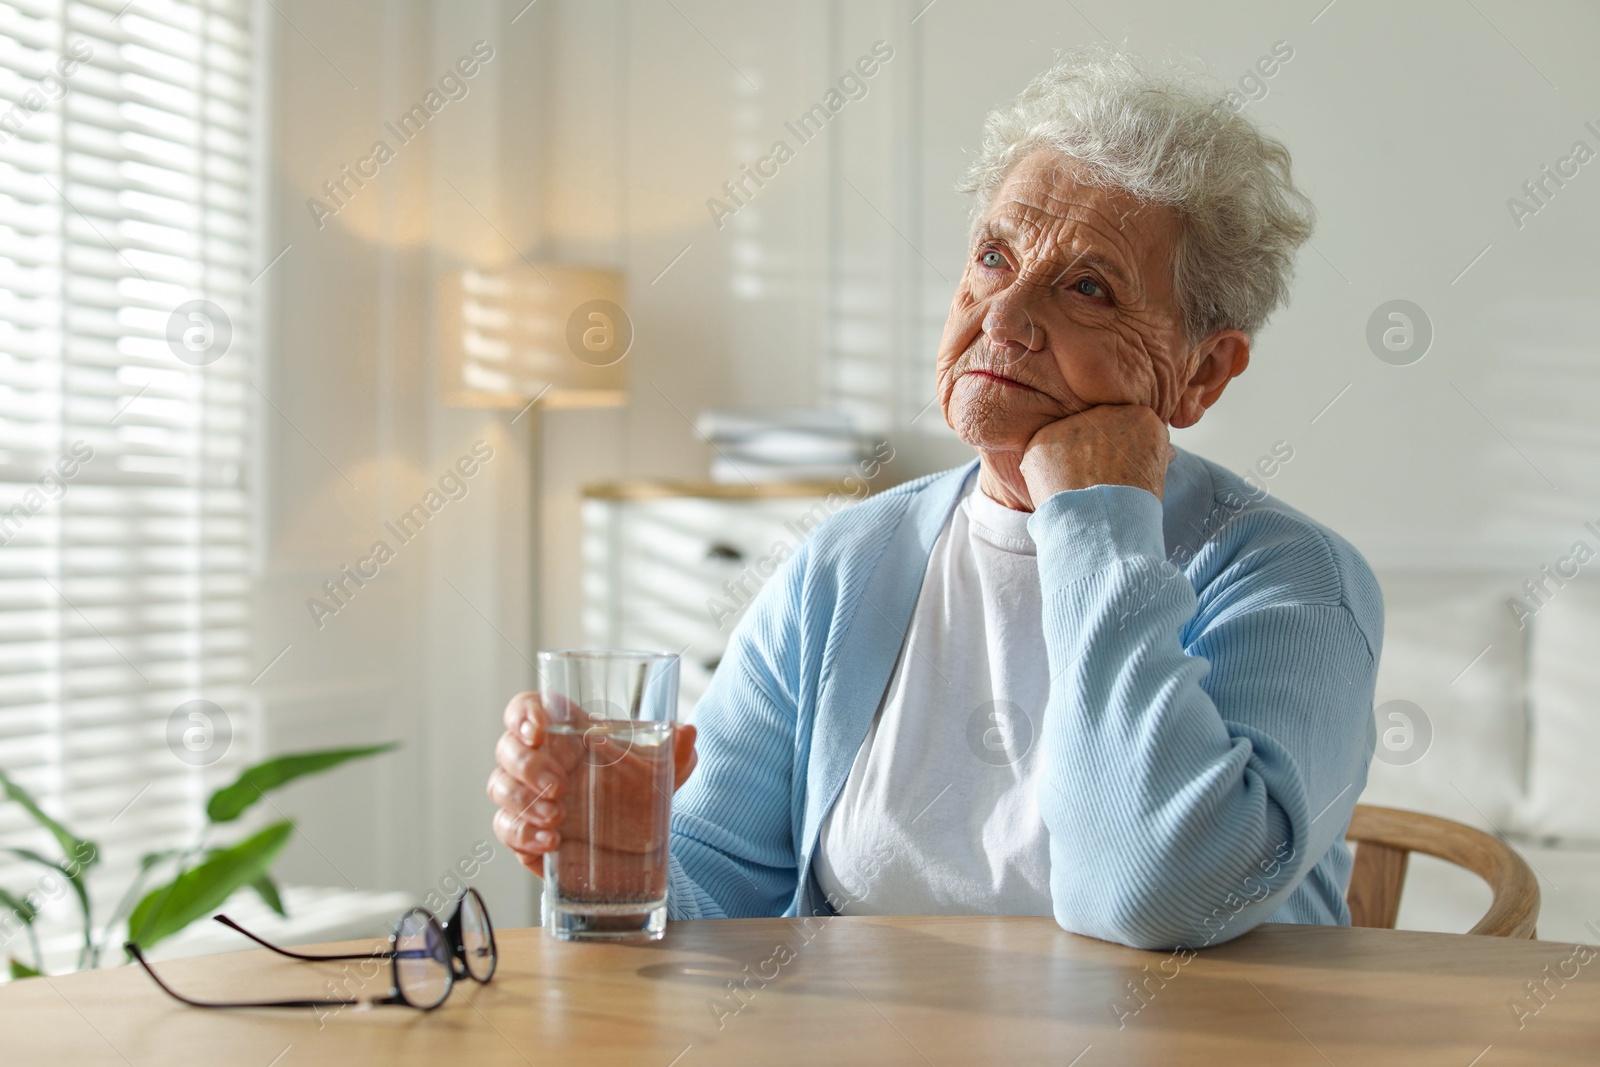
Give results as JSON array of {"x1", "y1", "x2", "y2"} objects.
[{"x1": 666, "y1": 447, "x2": 1383, "y2": 950}]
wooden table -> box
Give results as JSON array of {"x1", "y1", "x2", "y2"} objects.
[{"x1": 3, "y1": 917, "x2": 1596, "y2": 1065}]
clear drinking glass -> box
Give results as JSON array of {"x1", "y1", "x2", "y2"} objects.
[{"x1": 538, "y1": 649, "x2": 679, "y2": 941}]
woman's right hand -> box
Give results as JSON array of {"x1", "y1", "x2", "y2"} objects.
[{"x1": 487, "y1": 691, "x2": 699, "y2": 875}]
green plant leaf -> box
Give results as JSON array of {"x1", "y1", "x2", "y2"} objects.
[
  {"x1": 127, "y1": 821, "x2": 294, "y2": 950},
  {"x1": 1, "y1": 847, "x2": 91, "y2": 936},
  {"x1": 0, "y1": 887, "x2": 36, "y2": 926},
  {"x1": 0, "y1": 767, "x2": 98, "y2": 874},
  {"x1": 7, "y1": 959, "x2": 41, "y2": 980},
  {"x1": 205, "y1": 744, "x2": 398, "y2": 824},
  {"x1": 249, "y1": 874, "x2": 286, "y2": 918},
  {"x1": 94, "y1": 847, "x2": 186, "y2": 970}
]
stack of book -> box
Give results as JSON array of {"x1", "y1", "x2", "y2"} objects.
[{"x1": 695, "y1": 409, "x2": 866, "y2": 485}]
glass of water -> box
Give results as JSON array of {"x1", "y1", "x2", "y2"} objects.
[{"x1": 537, "y1": 649, "x2": 679, "y2": 942}]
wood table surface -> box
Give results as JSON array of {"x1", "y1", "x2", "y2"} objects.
[{"x1": 2, "y1": 916, "x2": 1596, "y2": 1065}]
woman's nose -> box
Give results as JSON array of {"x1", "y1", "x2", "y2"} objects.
[{"x1": 982, "y1": 290, "x2": 1045, "y2": 359}]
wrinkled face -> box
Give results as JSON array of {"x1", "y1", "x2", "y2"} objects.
[{"x1": 938, "y1": 150, "x2": 1196, "y2": 453}]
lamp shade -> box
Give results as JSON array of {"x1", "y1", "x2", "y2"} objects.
[{"x1": 438, "y1": 264, "x2": 629, "y2": 408}]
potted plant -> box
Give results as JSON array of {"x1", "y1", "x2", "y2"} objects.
[{"x1": 0, "y1": 743, "x2": 396, "y2": 977}]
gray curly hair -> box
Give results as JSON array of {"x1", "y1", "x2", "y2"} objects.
[{"x1": 958, "y1": 46, "x2": 1314, "y2": 345}]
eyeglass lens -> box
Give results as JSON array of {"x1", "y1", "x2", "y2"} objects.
[
  {"x1": 394, "y1": 908, "x2": 453, "y2": 1009},
  {"x1": 458, "y1": 889, "x2": 496, "y2": 982}
]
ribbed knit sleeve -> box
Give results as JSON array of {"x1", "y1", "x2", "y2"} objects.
[
  {"x1": 666, "y1": 543, "x2": 811, "y2": 920},
  {"x1": 1027, "y1": 483, "x2": 1379, "y2": 950}
]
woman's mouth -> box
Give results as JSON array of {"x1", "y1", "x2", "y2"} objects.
[{"x1": 965, "y1": 369, "x2": 1038, "y2": 392}]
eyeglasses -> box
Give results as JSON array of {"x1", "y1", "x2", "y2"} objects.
[{"x1": 125, "y1": 887, "x2": 497, "y2": 1012}]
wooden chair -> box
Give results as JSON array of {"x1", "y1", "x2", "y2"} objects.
[{"x1": 1344, "y1": 804, "x2": 1540, "y2": 939}]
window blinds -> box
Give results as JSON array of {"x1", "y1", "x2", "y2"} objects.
[{"x1": 0, "y1": 0, "x2": 256, "y2": 966}]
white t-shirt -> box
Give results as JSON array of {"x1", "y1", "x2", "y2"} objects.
[{"x1": 814, "y1": 473, "x2": 1054, "y2": 915}]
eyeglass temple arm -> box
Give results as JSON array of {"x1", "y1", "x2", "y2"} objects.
[
  {"x1": 124, "y1": 942, "x2": 400, "y2": 1010},
  {"x1": 213, "y1": 914, "x2": 396, "y2": 961}
]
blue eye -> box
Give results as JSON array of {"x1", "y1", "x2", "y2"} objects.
[
  {"x1": 1073, "y1": 277, "x2": 1105, "y2": 298},
  {"x1": 980, "y1": 250, "x2": 1006, "y2": 269}
]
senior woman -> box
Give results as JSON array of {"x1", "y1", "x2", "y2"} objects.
[{"x1": 488, "y1": 47, "x2": 1382, "y2": 951}]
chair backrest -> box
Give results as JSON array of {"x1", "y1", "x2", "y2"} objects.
[{"x1": 1344, "y1": 804, "x2": 1540, "y2": 938}]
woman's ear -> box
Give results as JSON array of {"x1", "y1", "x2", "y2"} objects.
[{"x1": 1170, "y1": 329, "x2": 1250, "y2": 429}]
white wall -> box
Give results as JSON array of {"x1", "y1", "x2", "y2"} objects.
[
  {"x1": 260, "y1": 0, "x2": 536, "y2": 925},
  {"x1": 259, "y1": 0, "x2": 1600, "y2": 924}
]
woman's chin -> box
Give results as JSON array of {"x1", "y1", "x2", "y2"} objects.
[{"x1": 945, "y1": 400, "x2": 1047, "y2": 453}]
